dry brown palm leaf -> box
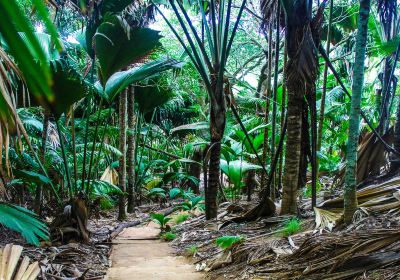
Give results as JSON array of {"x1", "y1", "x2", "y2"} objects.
[
  {"x1": 0, "y1": 244, "x2": 40, "y2": 280},
  {"x1": 320, "y1": 176, "x2": 400, "y2": 210},
  {"x1": 0, "y1": 47, "x2": 31, "y2": 176},
  {"x1": 334, "y1": 129, "x2": 393, "y2": 188},
  {"x1": 314, "y1": 207, "x2": 342, "y2": 231},
  {"x1": 100, "y1": 166, "x2": 119, "y2": 185}
]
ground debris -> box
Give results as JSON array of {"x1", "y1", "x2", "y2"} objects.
[{"x1": 171, "y1": 200, "x2": 400, "y2": 280}]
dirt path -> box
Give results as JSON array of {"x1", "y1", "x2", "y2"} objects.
[{"x1": 105, "y1": 223, "x2": 203, "y2": 280}]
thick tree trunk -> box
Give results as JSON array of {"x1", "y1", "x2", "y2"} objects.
[
  {"x1": 35, "y1": 110, "x2": 49, "y2": 214},
  {"x1": 205, "y1": 79, "x2": 226, "y2": 220},
  {"x1": 127, "y1": 85, "x2": 136, "y2": 213},
  {"x1": 344, "y1": 0, "x2": 371, "y2": 223},
  {"x1": 118, "y1": 88, "x2": 128, "y2": 221},
  {"x1": 280, "y1": 0, "x2": 320, "y2": 214},
  {"x1": 281, "y1": 92, "x2": 303, "y2": 214}
]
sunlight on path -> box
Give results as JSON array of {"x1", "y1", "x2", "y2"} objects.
[{"x1": 105, "y1": 222, "x2": 203, "y2": 280}]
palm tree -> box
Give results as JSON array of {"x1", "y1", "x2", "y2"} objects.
[
  {"x1": 344, "y1": 0, "x2": 371, "y2": 223},
  {"x1": 157, "y1": 0, "x2": 247, "y2": 219},
  {"x1": 279, "y1": 0, "x2": 320, "y2": 214}
]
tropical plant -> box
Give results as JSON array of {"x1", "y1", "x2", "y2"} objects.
[
  {"x1": 175, "y1": 196, "x2": 205, "y2": 212},
  {"x1": 282, "y1": 218, "x2": 302, "y2": 237},
  {"x1": 157, "y1": 0, "x2": 247, "y2": 219},
  {"x1": 161, "y1": 231, "x2": 177, "y2": 241},
  {"x1": 215, "y1": 235, "x2": 244, "y2": 250},
  {"x1": 0, "y1": 202, "x2": 49, "y2": 245},
  {"x1": 150, "y1": 212, "x2": 172, "y2": 231}
]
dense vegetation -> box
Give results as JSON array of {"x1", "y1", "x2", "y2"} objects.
[{"x1": 2, "y1": 0, "x2": 400, "y2": 278}]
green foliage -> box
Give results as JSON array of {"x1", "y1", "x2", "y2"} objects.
[
  {"x1": 169, "y1": 187, "x2": 194, "y2": 199},
  {"x1": 0, "y1": 202, "x2": 49, "y2": 246},
  {"x1": 282, "y1": 218, "x2": 302, "y2": 237},
  {"x1": 95, "y1": 15, "x2": 162, "y2": 84},
  {"x1": 146, "y1": 187, "x2": 167, "y2": 199},
  {"x1": 186, "y1": 245, "x2": 198, "y2": 255},
  {"x1": 150, "y1": 213, "x2": 172, "y2": 230},
  {"x1": 176, "y1": 196, "x2": 205, "y2": 211},
  {"x1": 161, "y1": 232, "x2": 177, "y2": 241},
  {"x1": 13, "y1": 169, "x2": 51, "y2": 186},
  {"x1": 49, "y1": 59, "x2": 92, "y2": 118},
  {"x1": 102, "y1": 59, "x2": 180, "y2": 102},
  {"x1": 220, "y1": 159, "x2": 261, "y2": 188},
  {"x1": 304, "y1": 181, "x2": 322, "y2": 198},
  {"x1": 99, "y1": 197, "x2": 114, "y2": 210},
  {"x1": 173, "y1": 213, "x2": 190, "y2": 224},
  {"x1": 215, "y1": 235, "x2": 244, "y2": 250}
]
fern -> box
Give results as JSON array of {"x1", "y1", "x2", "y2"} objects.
[{"x1": 0, "y1": 202, "x2": 49, "y2": 246}]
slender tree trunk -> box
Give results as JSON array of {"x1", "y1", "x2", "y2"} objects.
[
  {"x1": 270, "y1": 4, "x2": 281, "y2": 199},
  {"x1": 35, "y1": 110, "x2": 49, "y2": 214},
  {"x1": 189, "y1": 148, "x2": 202, "y2": 194},
  {"x1": 317, "y1": 0, "x2": 334, "y2": 171},
  {"x1": 118, "y1": 88, "x2": 128, "y2": 221},
  {"x1": 205, "y1": 77, "x2": 226, "y2": 220},
  {"x1": 260, "y1": 23, "x2": 273, "y2": 190},
  {"x1": 344, "y1": 0, "x2": 371, "y2": 224},
  {"x1": 245, "y1": 169, "x2": 257, "y2": 201},
  {"x1": 277, "y1": 41, "x2": 287, "y2": 193},
  {"x1": 127, "y1": 85, "x2": 136, "y2": 213}
]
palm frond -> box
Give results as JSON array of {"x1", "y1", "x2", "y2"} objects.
[{"x1": 0, "y1": 202, "x2": 49, "y2": 246}]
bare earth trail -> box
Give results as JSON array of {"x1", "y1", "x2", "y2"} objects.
[{"x1": 105, "y1": 222, "x2": 203, "y2": 280}]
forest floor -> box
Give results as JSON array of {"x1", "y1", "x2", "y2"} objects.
[{"x1": 3, "y1": 178, "x2": 400, "y2": 279}]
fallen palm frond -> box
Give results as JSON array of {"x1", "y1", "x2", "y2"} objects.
[
  {"x1": 0, "y1": 244, "x2": 40, "y2": 280},
  {"x1": 314, "y1": 207, "x2": 342, "y2": 231},
  {"x1": 255, "y1": 228, "x2": 400, "y2": 280},
  {"x1": 334, "y1": 129, "x2": 393, "y2": 188},
  {"x1": 314, "y1": 177, "x2": 400, "y2": 231},
  {"x1": 320, "y1": 176, "x2": 400, "y2": 210}
]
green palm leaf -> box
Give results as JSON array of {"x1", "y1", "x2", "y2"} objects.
[
  {"x1": 49, "y1": 60, "x2": 93, "y2": 118},
  {"x1": 0, "y1": 202, "x2": 49, "y2": 246},
  {"x1": 103, "y1": 59, "x2": 181, "y2": 102},
  {"x1": 95, "y1": 15, "x2": 162, "y2": 84}
]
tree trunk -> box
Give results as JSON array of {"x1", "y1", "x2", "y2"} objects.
[
  {"x1": 281, "y1": 92, "x2": 303, "y2": 214},
  {"x1": 35, "y1": 110, "x2": 49, "y2": 215},
  {"x1": 270, "y1": 3, "x2": 281, "y2": 199},
  {"x1": 205, "y1": 78, "x2": 226, "y2": 220},
  {"x1": 344, "y1": 0, "x2": 371, "y2": 224},
  {"x1": 127, "y1": 85, "x2": 136, "y2": 213},
  {"x1": 260, "y1": 23, "x2": 274, "y2": 190},
  {"x1": 189, "y1": 148, "x2": 202, "y2": 194},
  {"x1": 317, "y1": 0, "x2": 334, "y2": 171},
  {"x1": 118, "y1": 88, "x2": 128, "y2": 221},
  {"x1": 245, "y1": 169, "x2": 257, "y2": 201},
  {"x1": 280, "y1": 0, "x2": 319, "y2": 215}
]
